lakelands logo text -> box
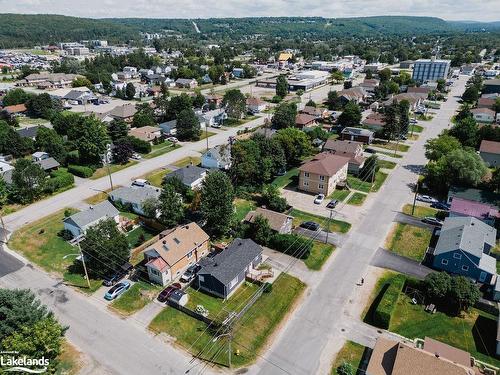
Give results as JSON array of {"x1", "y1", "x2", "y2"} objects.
[{"x1": 0, "y1": 352, "x2": 49, "y2": 374}]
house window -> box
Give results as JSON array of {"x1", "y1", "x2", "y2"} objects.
[
  {"x1": 318, "y1": 184, "x2": 324, "y2": 190},
  {"x1": 228, "y1": 276, "x2": 239, "y2": 290},
  {"x1": 319, "y1": 175, "x2": 325, "y2": 181},
  {"x1": 462, "y1": 265, "x2": 469, "y2": 271},
  {"x1": 453, "y1": 253, "x2": 462, "y2": 260},
  {"x1": 199, "y1": 275, "x2": 204, "y2": 282},
  {"x1": 303, "y1": 181, "x2": 309, "y2": 187},
  {"x1": 304, "y1": 172, "x2": 310, "y2": 178},
  {"x1": 441, "y1": 259, "x2": 448, "y2": 265}
]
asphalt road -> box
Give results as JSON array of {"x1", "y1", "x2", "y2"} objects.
[
  {"x1": 247, "y1": 75, "x2": 469, "y2": 375},
  {"x1": 0, "y1": 245, "x2": 23, "y2": 278},
  {"x1": 370, "y1": 248, "x2": 433, "y2": 280}
]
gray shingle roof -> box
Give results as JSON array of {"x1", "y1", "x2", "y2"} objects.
[
  {"x1": 202, "y1": 145, "x2": 231, "y2": 166},
  {"x1": 341, "y1": 127, "x2": 374, "y2": 137},
  {"x1": 166, "y1": 165, "x2": 207, "y2": 186},
  {"x1": 198, "y1": 238, "x2": 262, "y2": 285},
  {"x1": 434, "y1": 216, "x2": 496, "y2": 258},
  {"x1": 35, "y1": 157, "x2": 60, "y2": 171},
  {"x1": 64, "y1": 200, "x2": 119, "y2": 229},
  {"x1": 16, "y1": 126, "x2": 40, "y2": 139},
  {"x1": 109, "y1": 186, "x2": 161, "y2": 206}
]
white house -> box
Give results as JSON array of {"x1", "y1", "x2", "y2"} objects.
[
  {"x1": 246, "y1": 97, "x2": 267, "y2": 114},
  {"x1": 471, "y1": 108, "x2": 496, "y2": 124},
  {"x1": 63, "y1": 201, "x2": 119, "y2": 238},
  {"x1": 165, "y1": 165, "x2": 207, "y2": 189},
  {"x1": 201, "y1": 144, "x2": 231, "y2": 170}
]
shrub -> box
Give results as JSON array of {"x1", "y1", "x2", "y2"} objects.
[
  {"x1": 271, "y1": 95, "x2": 283, "y2": 103},
  {"x1": 66, "y1": 150, "x2": 80, "y2": 164},
  {"x1": 373, "y1": 274, "x2": 405, "y2": 329},
  {"x1": 337, "y1": 363, "x2": 353, "y2": 375},
  {"x1": 263, "y1": 282, "x2": 273, "y2": 293},
  {"x1": 44, "y1": 169, "x2": 75, "y2": 193},
  {"x1": 268, "y1": 233, "x2": 312, "y2": 259},
  {"x1": 68, "y1": 164, "x2": 94, "y2": 178},
  {"x1": 64, "y1": 209, "x2": 73, "y2": 217},
  {"x1": 127, "y1": 135, "x2": 151, "y2": 154},
  {"x1": 57, "y1": 229, "x2": 74, "y2": 241}
]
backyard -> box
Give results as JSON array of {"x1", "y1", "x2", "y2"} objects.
[
  {"x1": 234, "y1": 198, "x2": 257, "y2": 222},
  {"x1": 290, "y1": 208, "x2": 351, "y2": 233},
  {"x1": 385, "y1": 223, "x2": 432, "y2": 261},
  {"x1": 8, "y1": 209, "x2": 101, "y2": 293},
  {"x1": 126, "y1": 225, "x2": 159, "y2": 249},
  {"x1": 271, "y1": 168, "x2": 299, "y2": 189},
  {"x1": 149, "y1": 274, "x2": 305, "y2": 367},
  {"x1": 109, "y1": 281, "x2": 161, "y2": 316}
]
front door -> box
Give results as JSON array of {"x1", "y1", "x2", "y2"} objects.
[{"x1": 479, "y1": 271, "x2": 487, "y2": 283}]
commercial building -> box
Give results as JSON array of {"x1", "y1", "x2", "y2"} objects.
[{"x1": 412, "y1": 58, "x2": 451, "y2": 82}]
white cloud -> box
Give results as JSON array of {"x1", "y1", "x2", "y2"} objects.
[{"x1": 0, "y1": 0, "x2": 499, "y2": 21}]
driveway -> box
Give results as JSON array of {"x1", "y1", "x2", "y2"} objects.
[
  {"x1": 129, "y1": 300, "x2": 165, "y2": 328},
  {"x1": 370, "y1": 248, "x2": 433, "y2": 279},
  {"x1": 394, "y1": 212, "x2": 436, "y2": 230}
]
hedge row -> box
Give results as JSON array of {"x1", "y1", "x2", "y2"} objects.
[
  {"x1": 44, "y1": 169, "x2": 75, "y2": 193},
  {"x1": 373, "y1": 274, "x2": 406, "y2": 329},
  {"x1": 68, "y1": 164, "x2": 94, "y2": 178},
  {"x1": 268, "y1": 233, "x2": 312, "y2": 259}
]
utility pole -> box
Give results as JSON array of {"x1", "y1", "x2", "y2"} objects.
[
  {"x1": 77, "y1": 239, "x2": 91, "y2": 289},
  {"x1": 325, "y1": 209, "x2": 333, "y2": 244},
  {"x1": 411, "y1": 179, "x2": 419, "y2": 216},
  {"x1": 205, "y1": 123, "x2": 209, "y2": 152},
  {"x1": 106, "y1": 161, "x2": 114, "y2": 191}
]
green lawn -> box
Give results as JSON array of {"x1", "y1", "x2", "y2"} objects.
[
  {"x1": 149, "y1": 274, "x2": 305, "y2": 368},
  {"x1": 234, "y1": 198, "x2": 257, "y2": 222},
  {"x1": 372, "y1": 140, "x2": 410, "y2": 153},
  {"x1": 199, "y1": 131, "x2": 216, "y2": 141},
  {"x1": 110, "y1": 281, "x2": 161, "y2": 316},
  {"x1": 290, "y1": 208, "x2": 351, "y2": 233},
  {"x1": 328, "y1": 189, "x2": 350, "y2": 202},
  {"x1": 91, "y1": 161, "x2": 139, "y2": 180},
  {"x1": 409, "y1": 124, "x2": 424, "y2": 133},
  {"x1": 304, "y1": 241, "x2": 335, "y2": 271},
  {"x1": 402, "y1": 203, "x2": 439, "y2": 218},
  {"x1": 347, "y1": 171, "x2": 388, "y2": 193},
  {"x1": 126, "y1": 225, "x2": 159, "y2": 249},
  {"x1": 57, "y1": 340, "x2": 83, "y2": 375},
  {"x1": 362, "y1": 271, "x2": 399, "y2": 322},
  {"x1": 142, "y1": 142, "x2": 180, "y2": 159},
  {"x1": 224, "y1": 116, "x2": 258, "y2": 127},
  {"x1": 417, "y1": 114, "x2": 433, "y2": 121},
  {"x1": 84, "y1": 187, "x2": 119, "y2": 205},
  {"x1": 172, "y1": 156, "x2": 201, "y2": 168},
  {"x1": 9, "y1": 209, "x2": 101, "y2": 293},
  {"x1": 271, "y1": 168, "x2": 299, "y2": 189},
  {"x1": 331, "y1": 341, "x2": 365, "y2": 375},
  {"x1": 373, "y1": 149, "x2": 403, "y2": 158},
  {"x1": 386, "y1": 223, "x2": 432, "y2": 261},
  {"x1": 141, "y1": 168, "x2": 171, "y2": 187},
  {"x1": 391, "y1": 294, "x2": 500, "y2": 368},
  {"x1": 347, "y1": 192, "x2": 367, "y2": 206},
  {"x1": 378, "y1": 160, "x2": 397, "y2": 169}
]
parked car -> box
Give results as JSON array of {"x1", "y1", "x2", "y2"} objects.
[
  {"x1": 167, "y1": 137, "x2": 178, "y2": 143},
  {"x1": 421, "y1": 217, "x2": 443, "y2": 227},
  {"x1": 300, "y1": 221, "x2": 320, "y2": 231},
  {"x1": 102, "y1": 263, "x2": 133, "y2": 286},
  {"x1": 430, "y1": 202, "x2": 450, "y2": 210},
  {"x1": 211, "y1": 123, "x2": 222, "y2": 129},
  {"x1": 326, "y1": 200, "x2": 338, "y2": 209},
  {"x1": 314, "y1": 194, "x2": 325, "y2": 204},
  {"x1": 365, "y1": 148, "x2": 376, "y2": 154},
  {"x1": 130, "y1": 153, "x2": 142, "y2": 160},
  {"x1": 410, "y1": 119, "x2": 418, "y2": 124},
  {"x1": 180, "y1": 264, "x2": 201, "y2": 283},
  {"x1": 416, "y1": 194, "x2": 438, "y2": 203},
  {"x1": 104, "y1": 281, "x2": 131, "y2": 300},
  {"x1": 157, "y1": 283, "x2": 182, "y2": 303},
  {"x1": 132, "y1": 179, "x2": 150, "y2": 188}
]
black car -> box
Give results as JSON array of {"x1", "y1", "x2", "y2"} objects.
[
  {"x1": 365, "y1": 148, "x2": 376, "y2": 154},
  {"x1": 300, "y1": 221, "x2": 320, "y2": 231},
  {"x1": 326, "y1": 200, "x2": 338, "y2": 209},
  {"x1": 102, "y1": 262, "x2": 133, "y2": 286},
  {"x1": 430, "y1": 202, "x2": 450, "y2": 210}
]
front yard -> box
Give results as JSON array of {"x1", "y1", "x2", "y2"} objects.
[
  {"x1": 347, "y1": 192, "x2": 367, "y2": 206},
  {"x1": 385, "y1": 223, "x2": 432, "y2": 261},
  {"x1": 109, "y1": 281, "x2": 161, "y2": 316},
  {"x1": 141, "y1": 168, "x2": 171, "y2": 187},
  {"x1": 149, "y1": 273, "x2": 305, "y2": 368},
  {"x1": 271, "y1": 168, "x2": 299, "y2": 189},
  {"x1": 331, "y1": 340, "x2": 366, "y2": 375},
  {"x1": 91, "y1": 161, "x2": 139, "y2": 180},
  {"x1": 9, "y1": 209, "x2": 101, "y2": 293},
  {"x1": 290, "y1": 208, "x2": 351, "y2": 233},
  {"x1": 402, "y1": 203, "x2": 439, "y2": 219},
  {"x1": 372, "y1": 140, "x2": 410, "y2": 153},
  {"x1": 347, "y1": 171, "x2": 388, "y2": 193},
  {"x1": 142, "y1": 141, "x2": 180, "y2": 159},
  {"x1": 328, "y1": 189, "x2": 350, "y2": 202},
  {"x1": 304, "y1": 241, "x2": 335, "y2": 271},
  {"x1": 172, "y1": 156, "x2": 201, "y2": 168}
]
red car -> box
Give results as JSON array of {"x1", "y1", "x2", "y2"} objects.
[{"x1": 157, "y1": 283, "x2": 182, "y2": 303}]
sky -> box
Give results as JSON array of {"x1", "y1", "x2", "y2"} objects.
[{"x1": 0, "y1": 0, "x2": 499, "y2": 22}]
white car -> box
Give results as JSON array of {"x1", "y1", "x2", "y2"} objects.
[
  {"x1": 167, "y1": 137, "x2": 178, "y2": 143},
  {"x1": 211, "y1": 123, "x2": 222, "y2": 128},
  {"x1": 314, "y1": 194, "x2": 325, "y2": 204},
  {"x1": 132, "y1": 179, "x2": 150, "y2": 188},
  {"x1": 417, "y1": 194, "x2": 438, "y2": 203},
  {"x1": 130, "y1": 153, "x2": 142, "y2": 160}
]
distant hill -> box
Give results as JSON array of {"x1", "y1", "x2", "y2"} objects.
[
  {"x1": 0, "y1": 14, "x2": 497, "y2": 49},
  {"x1": 448, "y1": 20, "x2": 500, "y2": 32}
]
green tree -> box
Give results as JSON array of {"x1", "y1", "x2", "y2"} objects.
[
  {"x1": 72, "y1": 76, "x2": 92, "y2": 88},
  {"x1": 208, "y1": 65, "x2": 224, "y2": 84},
  {"x1": 2, "y1": 88, "x2": 33, "y2": 106},
  {"x1": 272, "y1": 102, "x2": 297, "y2": 129},
  {"x1": 0, "y1": 120, "x2": 33, "y2": 157},
  {"x1": 176, "y1": 108, "x2": 201, "y2": 141},
  {"x1": 166, "y1": 93, "x2": 192, "y2": 120},
  {"x1": 449, "y1": 117, "x2": 478, "y2": 147},
  {"x1": 249, "y1": 215, "x2": 273, "y2": 246},
  {"x1": 163, "y1": 174, "x2": 189, "y2": 196},
  {"x1": 0, "y1": 177, "x2": 7, "y2": 228},
  {"x1": 10, "y1": 158, "x2": 46, "y2": 204},
  {"x1": 336, "y1": 363, "x2": 353, "y2": 375},
  {"x1": 68, "y1": 116, "x2": 109, "y2": 165},
  {"x1": 490, "y1": 167, "x2": 500, "y2": 193},
  {"x1": 494, "y1": 98, "x2": 500, "y2": 114},
  {"x1": 276, "y1": 74, "x2": 288, "y2": 98},
  {"x1": 243, "y1": 64, "x2": 257, "y2": 78},
  {"x1": 305, "y1": 99, "x2": 316, "y2": 107},
  {"x1": 192, "y1": 90, "x2": 206, "y2": 108},
  {"x1": 26, "y1": 93, "x2": 61, "y2": 119},
  {"x1": 80, "y1": 218, "x2": 130, "y2": 277},
  {"x1": 338, "y1": 101, "x2": 362, "y2": 128},
  {"x1": 132, "y1": 103, "x2": 156, "y2": 128},
  {"x1": 125, "y1": 82, "x2": 136, "y2": 100},
  {"x1": 108, "y1": 119, "x2": 129, "y2": 142},
  {"x1": 261, "y1": 184, "x2": 288, "y2": 212},
  {"x1": 461, "y1": 86, "x2": 479, "y2": 104},
  {"x1": 382, "y1": 102, "x2": 400, "y2": 140},
  {"x1": 436, "y1": 79, "x2": 446, "y2": 92},
  {"x1": 424, "y1": 272, "x2": 451, "y2": 300},
  {"x1": 378, "y1": 68, "x2": 392, "y2": 82},
  {"x1": 455, "y1": 104, "x2": 472, "y2": 122},
  {"x1": 201, "y1": 170, "x2": 234, "y2": 237},
  {"x1": 112, "y1": 137, "x2": 134, "y2": 164},
  {"x1": 230, "y1": 140, "x2": 262, "y2": 186},
  {"x1": 449, "y1": 276, "x2": 480, "y2": 313},
  {"x1": 275, "y1": 127, "x2": 312, "y2": 165},
  {"x1": 223, "y1": 89, "x2": 247, "y2": 119},
  {"x1": 326, "y1": 90, "x2": 341, "y2": 110},
  {"x1": 141, "y1": 197, "x2": 159, "y2": 218},
  {"x1": 424, "y1": 135, "x2": 462, "y2": 161},
  {"x1": 158, "y1": 184, "x2": 185, "y2": 228},
  {"x1": 330, "y1": 70, "x2": 344, "y2": 83},
  {"x1": 34, "y1": 126, "x2": 67, "y2": 163}
]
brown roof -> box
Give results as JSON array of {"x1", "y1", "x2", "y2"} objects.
[
  {"x1": 108, "y1": 103, "x2": 137, "y2": 119},
  {"x1": 246, "y1": 97, "x2": 266, "y2": 106},
  {"x1": 323, "y1": 139, "x2": 363, "y2": 154},
  {"x1": 299, "y1": 152, "x2": 350, "y2": 177},
  {"x1": 367, "y1": 337, "x2": 474, "y2": 375},
  {"x1": 300, "y1": 106, "x2": 324, "y2": 116},
  {"x1": 3, "y1": 103, "x2": 27, "y2": 114},
  {"x1": 339, "y1": 87, "x2": 366, "y2": 100},
  {"x1": 244, "y1": 207, "x2": 293, "y2": 232},
  {"x1": 423, "y1": 337, "x2": 471, "y2": 367},
  {"x1": 295, "y1": 113, "x2": 317, "y2": 126},
  {"x1": 471, "y1": 108, "x2": 496, "y2": 117},
  {"x1": 407, "y1": 86, "x2": 432, "y2": 94},
  {"x1": 479, "y1": 140, "x2": 500, "y2": 155},
  {"x1": 147, "y1": 223, "x2": 209, "y2": 267},
  {"x1": 128, "y1": 126, "x2": 161, "y2": 142},
  {"x1": 477, "y1": 97, "x2": 495, "y2": 109},
  {"x1": 362, "y1": 112, "x2": 386, "y2": 127}
]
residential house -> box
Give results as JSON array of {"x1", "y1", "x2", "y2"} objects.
[
  {"x1": 429, "y1": 216, "x2": 497, "y2": 284},
  {"x1": 201, "y1": 144, "x2": 231, "y2": 170},
  {"x1": 32, "y1": 151, "x2": 60, "y2": 172},
  {"x1": 17, "y1": 73, "x2": 80, "y2": 89},
  {"x1": 165, "y1": 165, "x2": 207, "y2": 189},
  {"x1": 477, "y1": 97, "x2": 496, "y2": 109},
  {"x1": 63, "y1": 90, "x2": 97, "y2": 105},
  {"x1": 300, "y1": 106, "x2": 329, "y2": 120},
  {"x1": 362, "y1": 112, "x2": 386, "y2": 131},
  {"x1": 471, "y1": 108, "x2": 496, "y2": 124},
  {"x1": 298, "y1": 152, "x2": 350, "y2": 196},
  {"x1": 144, "y1": 74, "x2": 167, "y2": 86},
  {"x1": 479, "y1": 140, "x2": 500, "y2": 166},
  {"x1": 366, "y1": 337, "x2": 475, "y2": 375},
  {"x1": 108, "y1": 186, "x2": 161, "y2": 216},
  {"x1": 295, "y1": 113, "x2": 317, "y2": 129},
  {"x1": 338, "y1": 87, "x2": 367, "y2": 106},
  {"x1": 244, "y1": 207, "x2": 293, "y2": 234},
  {"x1": 2, "y1": 103, "x2": 27, "y2": 119},
  {"x1": 175, "y1": 78, "x2": 198, "y2": 89},
  {"x1": 253, "y1": 127, "x2": 277, "y2": 139},
  {"x1": 197, "y1": 238, "x2": 263, "y2": 299},
  {"x1": 339, "y1": 127, "x2": 374, "y2": 144},
  {"x1": 359, "y1": 78, "x2": 380, "y2": 93},
  {"x1": 138, "y1": 68, "x2": 154, "y2": 77},
  {"x1": 198, "y1": 109, "x2": 225, "y2": 127},
  {"x1": 383, "y1": 93, "x2": 426, "y2": 111},
  {"x1": 482, "y1": 79, "x2": 500, "y2": 95},
  {"x1": 322, "y1": 139, "x2": 366, "y2": 175},
  {"x1": 205, "y1": 94, "x2": 223, "y2": 108},
  {"x1": 0, "y1": 160, "x2": 14, "y2": 184},
  {"x1": 128, "y1": 126, "x2": 162, "y2": 144},
  {"x1": 232, "y1": 67, "x2": 244, "y2": 78},
  {"x1": 447, "y1": 186, "x2": 500, "y2": 208},
  {"x1": 16, "y1": 125, "x2": 40, "y2": 140},
  {"x1": 449, "y1": 197, "x2": 500, "y2": 226},
  {"x1": 143, "y1": 223, "x2": 210, "y2": 285},
  {"x1": 159, "y1": 120, "x2": 177, "y2": 135},
  {"x1": 63, "y1": 201, "x2": 120, "y2": 238},
  {"x1": 246, "y1": 97, "x2": 267, "y2": 114},
  {"x1": 107, "y1": 103, "x2": 137, "y2": 123}
]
